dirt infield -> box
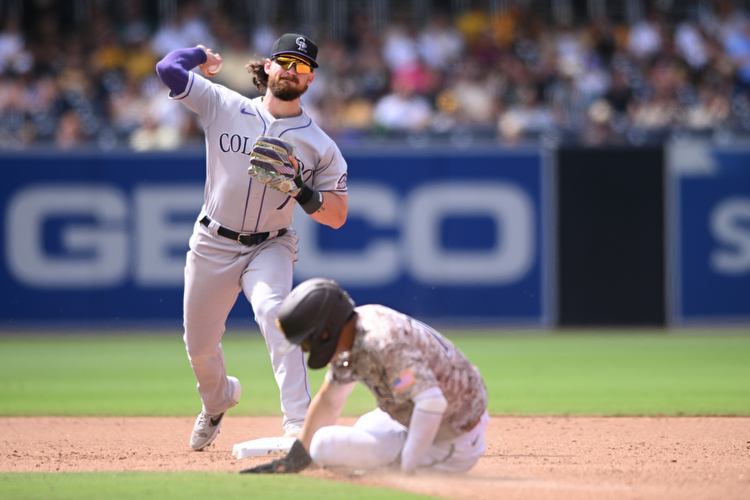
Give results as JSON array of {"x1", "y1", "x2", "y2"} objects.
[{"x1": 2, "y1": 416, "x2": 749, "y2": 500}]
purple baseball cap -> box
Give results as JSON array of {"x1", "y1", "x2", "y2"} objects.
[{"x1": 271, "y1": 33, "x2": 319, "y2": 68}]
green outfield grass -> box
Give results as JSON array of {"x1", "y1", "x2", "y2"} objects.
[
  {"x1": 2, "y1": 329, "x2": 749, "y2": 500},
  {"x1": 0, "y1": 471, "x2": 437, "y2": 500},
  {"x1": 1, "y1": 330, "x2": 749, "y2": 416}
]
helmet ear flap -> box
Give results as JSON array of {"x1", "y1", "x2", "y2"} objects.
[{"x1": 300, "y1": 337, "x2": 312, "y2": 352}]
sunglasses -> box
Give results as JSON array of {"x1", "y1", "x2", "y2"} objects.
[{"x1": 274, "y1": 56, "x2": 313, "y2": 74}]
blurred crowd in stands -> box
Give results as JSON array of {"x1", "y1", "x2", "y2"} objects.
[{"x1": 3, "y1": 1, "x2": 750, "y2": 151}]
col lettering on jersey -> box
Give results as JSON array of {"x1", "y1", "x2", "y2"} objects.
[
  {"x1": 326, "y1": 305, "x2": 488, "y2": 441},
  {"x1": 169, "y1": 71, "x2": 347, "y2": 233}
]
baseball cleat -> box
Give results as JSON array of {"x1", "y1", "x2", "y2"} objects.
[
  {"x1": 191, "y1": 410, "x2": 224, "y2": 451},
  {"x1": 190, "y1": 376, "x2": 242, "y2": 451}
]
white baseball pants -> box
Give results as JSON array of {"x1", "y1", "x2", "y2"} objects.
[
  {"x1": 309, "y1": 408, "x2": 490, "y2": 473},
  {"x1": 183, "y1": 221, "x2": 310, "y2": 431}
]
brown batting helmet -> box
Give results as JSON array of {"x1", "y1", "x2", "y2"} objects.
[{"x1": 276, "y1": 278, "x2": 355, "y2": 369}]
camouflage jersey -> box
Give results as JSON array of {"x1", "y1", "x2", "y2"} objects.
[{"x1": 325, "y1": 304, "x2": 488, "y2": 441}]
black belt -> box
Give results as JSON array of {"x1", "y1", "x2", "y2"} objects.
[{"x1": 200, "y1": 216, "x2": 286, "y2": 246}]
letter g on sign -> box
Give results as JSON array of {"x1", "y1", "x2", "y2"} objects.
[{"x1": 5, "y1": 185, "x2": 128, "y2": 288}]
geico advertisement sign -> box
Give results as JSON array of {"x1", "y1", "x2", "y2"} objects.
[
  {"x1": 294, "y1": 182, "x2": 535, "y2": 286},
  {"x1": 709, "y1": 196, "x2": 750, "y2": 276},
  {"x1": 5, "y1": 182, "x2": 536, "y2": 289}
]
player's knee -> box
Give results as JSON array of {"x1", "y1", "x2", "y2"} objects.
[
  {"x1": 310, "y1": 426, "x2": 397, "y2": 469},
  {"x1": 309, "y1": 427, "x2": 339, "y2": 466},
  {"x1": 252, "y1": 298, "x2": 281, "y2": 323}
]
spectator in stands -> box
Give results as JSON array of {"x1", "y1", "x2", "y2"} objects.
[
  {"x1": 209, "y1": 29, "x2": 260, "y2": 96},
  {"x1": 372, "y1": 73, "x2": 433, "y2": 132},
  {"x1": 675, "y1": 20, "x2": 710, "y2": 72},
  {"x1": 630, "y1": 59, "x2": 681, "y2": 131},
  {"x1": 6, "y1": 1, "x2": 750, "y2": 150},
  {"x1": 129, "y1": 109, "x2": 181, "y2": 151},
  {"x1": 150, "y1": 1, "x2": 215, "y2": 58},
  {"x1": 123, "y1": 39, "x2": 159, "y2": 82},
  {"x1": 0, "y1": 76, "x2": 26, "y2": 148},
  {"x1": 444, "y1": 67, "x2": 498, "y2": 125},
  {"x1": 685, "y1": 82, "x2": 730, "y2": 130},
  {"x1": 605, "y1": 69, "x2": 634, "y2": 116},
  {"x1": 382, "y1": 23, "x2": 420, "y2": 71},
  {"x1": 109, "y1": 75, "x2": 152, "y2": 137},
  {"x1": 723, "y1": 15, "x2": 750, "y2": 95},
  {"x1": 581, "y1": 98, "x2": 618, "y2": 145},
  {"x1": 498, "y1": 84, "x2": 554, "y2": 141},
  {"x1": 0, "y1": 16, "x2": 33, "y2": 75},
  {"x1": 55, "y1": 110, "x2": 84, "y2": 149},
  {"x1": 417, "y1": 12, "x2": 465, "y2": 72},
  {"x1": 547, "y1": 57, "x2": 591, "y2": 133},
  {"x1": 117, "y1": 2, "x2": 152, "y2": 46},
  {"x1": 628, "y1": 9, "x2": 664, "y2": 61}
]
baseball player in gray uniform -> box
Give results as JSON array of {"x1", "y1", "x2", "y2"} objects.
[
  {"x1": 155, "y1": 34, "x2": 348, "y2": 451},
  {"x1": 241, "y1": 278, "x2": 489, "y2": 475}
]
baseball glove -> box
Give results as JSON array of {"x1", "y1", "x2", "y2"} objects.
[
  {"x1": 248, "y1": 135, "x2": 302, "y2": 196},
  {"x1": 239, "y1": 439, "x2": 312, "y2": 474}
]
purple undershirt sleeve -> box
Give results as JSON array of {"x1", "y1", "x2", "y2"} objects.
[{"x1": 155, "y1": 47, "x2": 208, "y2": 96}]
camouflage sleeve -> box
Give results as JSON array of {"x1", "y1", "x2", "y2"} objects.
[{"x1": 383, "y1": 342, "x2": 439, "y2": 405}]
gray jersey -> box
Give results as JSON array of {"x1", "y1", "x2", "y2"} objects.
[
  {"x1": 170, "y1": 71, "x2": 348, "y2": 233},
  {"x1": 325, "y1": 304, "x2": 488, "y2": 441}
]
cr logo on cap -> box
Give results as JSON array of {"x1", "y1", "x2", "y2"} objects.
[{"x1": 296, "y1": 37, "x2": 308, "y2": 52}]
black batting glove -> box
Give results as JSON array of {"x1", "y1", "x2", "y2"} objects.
[{"x1": 239, "y1": 439, "x2": 312, "y2": 474}]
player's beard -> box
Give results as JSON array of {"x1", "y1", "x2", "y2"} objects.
[{"x1": 269, "y1": 74, "x2": 309, "y2": 102}]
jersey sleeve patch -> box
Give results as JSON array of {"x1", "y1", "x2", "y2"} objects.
[
  {"x1": 335, "y1": 172, "x2": 347, "y2": 190},
  {"x1": 390, "y1": 368, "x2": 417, "y2": 393}
]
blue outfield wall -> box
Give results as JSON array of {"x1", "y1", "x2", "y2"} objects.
[
  {"x1": 668, "y1": 143, "x2": 750, "y2": 325},
  {"x1": 0, "y1": 148, "x2": 552, "y2": 328}
]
